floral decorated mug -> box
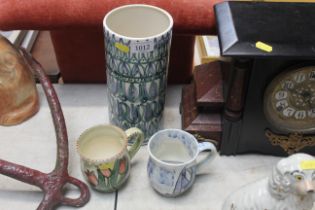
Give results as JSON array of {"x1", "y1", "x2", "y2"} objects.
[
  {"x1": 147, "y1": 129, "x2": 217, "y2": 197},
  {"x1": 77, "y1": 124, "x2": 144, "y2": 192}
]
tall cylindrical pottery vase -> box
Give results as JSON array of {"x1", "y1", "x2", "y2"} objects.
[{"x1": 103, "y1": 4, "x2": 173, "y2": 143}]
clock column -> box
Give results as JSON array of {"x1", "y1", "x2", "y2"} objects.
[{"x1": 224, "y1": 58, "x2": 252, "y2": 121}]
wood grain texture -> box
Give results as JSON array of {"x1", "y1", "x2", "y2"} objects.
[
  {"x1": 194, "y1": 61, "x2": 224, "y2": 110},
  {"x1": 181, "y1": 82, "x2": 222, "y2": 145}
]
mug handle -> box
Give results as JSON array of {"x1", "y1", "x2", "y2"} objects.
[
  {"x1": 195, "y1": 142, "x2": 217, "y2": 175},
  {"x1": 125, "y1": 127, "x2": 144, "y2": 159}
]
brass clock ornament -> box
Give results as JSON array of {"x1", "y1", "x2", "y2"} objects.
[
  {"x1": 264, "y1": 66, "x2": 315, "y2": 133},
  {"x1": 265, "y1": 129, "x2": 315, "y2": 155}
]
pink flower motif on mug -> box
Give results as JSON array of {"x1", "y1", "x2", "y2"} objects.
[
  {"x1": 119, "y1": 158, "x2": 127, "y2": 174},
  {"x1": 85, "y1": 170, "x2": 98, "y2": 186}
]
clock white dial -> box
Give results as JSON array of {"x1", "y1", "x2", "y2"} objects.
[{"x1": 264, "y1": 66, "x2": 315, "y2": 133}]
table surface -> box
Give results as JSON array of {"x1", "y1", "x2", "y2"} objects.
[{"x1": 0, "y1": 84, "x2": 301, "y2": 210}]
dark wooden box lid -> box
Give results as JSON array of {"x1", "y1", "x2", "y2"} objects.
[{"x1": 215, "y1": 1, "x2": 315, "y2": 58}]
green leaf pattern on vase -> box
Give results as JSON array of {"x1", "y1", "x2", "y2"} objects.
[{"x1": 105, "y1": 30, "x2": 172, "y2": 143}]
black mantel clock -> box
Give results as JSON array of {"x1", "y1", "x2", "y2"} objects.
[{"x1": 215, "y1": 1, "x2": 315, "y2": 156}]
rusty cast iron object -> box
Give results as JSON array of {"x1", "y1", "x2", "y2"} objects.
[{"x1": 0, "y1": 49, "x2": 90, "y2": 210}]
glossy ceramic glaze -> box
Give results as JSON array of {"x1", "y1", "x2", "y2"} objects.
[
  {"x1": 222, "y1": 153, "x2": 315, "y2": 210},
  {"x1": 0, "y1": 35, "x2": 39, "y2": 125},
  {"x1": 77, "y1": 124, "x2": 144, "y2": 192},
  {"x1": 103, "y1": 4, "x2": 173, "y2": 143},
  {"x1": 147, "y1": 129, "x2": 217, "y2": 197}
]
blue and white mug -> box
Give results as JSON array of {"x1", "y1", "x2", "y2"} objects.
[
  {"x1": 103, "y1": 5, "x2": 173, "y2": 143},
  {"x1": 147, "y1": 129, "x2": 217, "y2": 197}
]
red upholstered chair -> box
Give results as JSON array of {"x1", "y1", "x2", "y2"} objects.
[{"x1": 0, "y1": 0, "x2": 223, "y2": 84}]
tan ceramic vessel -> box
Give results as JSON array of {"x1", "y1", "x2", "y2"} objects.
[{"x1": 0, "y1": 35, "x2": 39, "y2": 125}]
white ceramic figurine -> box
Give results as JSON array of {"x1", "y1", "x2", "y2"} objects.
[{"x1": 222, "y1": 153, "x2": 315, "y2": 210}]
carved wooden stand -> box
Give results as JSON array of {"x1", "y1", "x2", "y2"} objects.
[
  {"x1": 0, "y1": 49, "x2": 90, "y2": 210},
  {"x1": 181, "y1": 62, "x2": 226, "y2": 146}
]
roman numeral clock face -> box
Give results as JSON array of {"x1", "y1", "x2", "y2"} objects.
[{"x1": 264, "y1": 66, "x2": 315, "y2": 133}]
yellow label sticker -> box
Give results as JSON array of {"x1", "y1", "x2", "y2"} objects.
[
  {"x1": 115, "y1": 42, "x2": 129, "y2": 53},
  {"x1": 255, "y1": 41, "x2": 273, "y2": 52},
  {"x1": 300, "y1": 160, "x2": 315, "y2": 170}
]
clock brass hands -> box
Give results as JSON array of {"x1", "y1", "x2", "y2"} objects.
[
  {"x1": 290, "y1": 83, "x2": 315, "y2": 110},
  {"x1": 265, "y1": 129, "x2": 315, "y2": 154}
]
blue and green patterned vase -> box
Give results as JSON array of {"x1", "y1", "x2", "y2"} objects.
[{"x1": 103, "y1": 4, "x2": 173, "y2": 143}]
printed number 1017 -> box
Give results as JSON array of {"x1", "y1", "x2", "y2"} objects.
[{"x1": 131, "y1": 41, "x2": 154, "y2": 53}]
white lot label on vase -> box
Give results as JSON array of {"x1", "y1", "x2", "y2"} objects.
[{"x1": 130, "y1": 40, "x2": 154, "y2": 54}]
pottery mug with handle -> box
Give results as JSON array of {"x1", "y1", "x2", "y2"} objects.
[
  {"x1": 147, "y1": 129, "x2": 217, "y2": 197},
  {"x1": 103, "y1": 4, "x2": 173, "y2": 143},
  {"x1": 77, "y1": 124, "x2": 144, "y2": 192}
]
